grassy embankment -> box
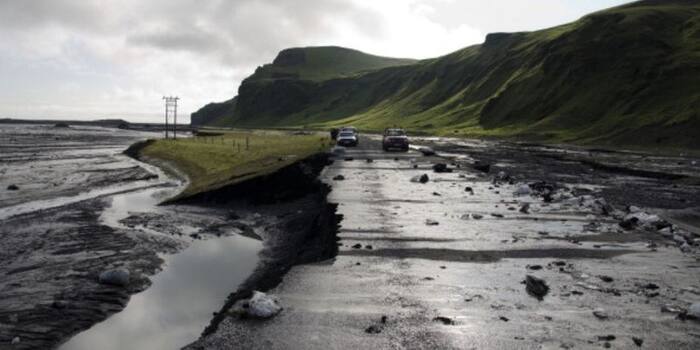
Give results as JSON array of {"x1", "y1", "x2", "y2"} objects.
[{"x1": 139, "y1": 130, "x2": 330, "y2": 199}]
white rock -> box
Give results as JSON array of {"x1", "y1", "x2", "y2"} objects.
[
  {"x1": 11, "y1": 337, "x2": 20, "y2": 344},
  {"x1": 689, "y1": 303, "x2": 700, "y2": 318},
  {"x1": 513, "y1": 185, "x2": 532, "y2": 196},
  {"x1": 628, "y1": 206, "x2": 642, "y2": 213},
  {"x1": 247, "y1": 291, "x2": 282, "y2": 319}
]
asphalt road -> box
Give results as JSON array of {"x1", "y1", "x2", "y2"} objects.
[{"x1": 190, "y1": 135, "x2": 700, "y2": 349}]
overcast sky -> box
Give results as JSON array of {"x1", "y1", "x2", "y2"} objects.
[{"x1": 0, "y1": 0, "x2": 631, "y2": 123}]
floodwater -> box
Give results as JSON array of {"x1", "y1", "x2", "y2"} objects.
[
  {"x1": 59, "y1": 163, "x2": 262, "y2": 350},
  {"x1": 59, "y1": 233, "x2": 260, "y2": 350},
  {"x1": 0, "y1": 124, "x2": 263, "y2": 349}
]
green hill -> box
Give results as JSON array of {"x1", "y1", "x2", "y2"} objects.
[{"x1": 192, "y1": 0, "x2": 700, "y2": 148}]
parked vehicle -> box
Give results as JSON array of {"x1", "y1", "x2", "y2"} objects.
[
  {"x1": 336, "y1": 130, "x2": 359, "y2": 147},
  {"x1": 382, "y1": 128, "x2": 409, "y2": 151},
  {"x1": 340, "y1": 126, "x2": 358, "y2": 136}
]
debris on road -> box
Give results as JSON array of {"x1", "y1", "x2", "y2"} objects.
[
  {"x1": 332, "y1": 175, "x2": 345, "y2": 181},
  {"x1": 472, "y1": 162, "x2": 491, "y2": 173},
  {"x1": 432, "y1": 163, "x2": 452, "y2": 173},
  {"x1": 232, "y1": 291, "x2": 282, "y2": 319},
  {"x1": 425, "y1": 219, "x2": 439, "y2": 226},
  {"x1": 519, "y1": 203, "x2": 530, "y2": 214},
  {"x1": 513, "y1": 185, "x2": 532, "y2": 196},
  {"x1": 593, "y1": 309, "x2": 609, "y2": 319},
  {"x1": 410, "y1": 174, "x2": 430, "y2": 183},
  {"x1": 433, "y1": 316, "x2": 455, "y2": 325},
  {"x1": 525, "y1": 275, "x2": 549, "y2": 301},
  {"x1": 98, "y1": 268, "x2": 130, "y2": 287},
  {"x1": 688, "y1": 302, "x2": 700, "y2": 319},
  {"x1": 418, "y1": 147, "x2": 436, "y2": 156}
]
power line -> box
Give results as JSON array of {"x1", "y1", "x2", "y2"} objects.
[{"x1": 162, "y1": 96, "x2": 179, "y2": 139}]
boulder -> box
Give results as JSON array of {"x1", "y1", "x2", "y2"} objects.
[
  {"x1": 513, "y1": 185, "x2": 532, "y2": 196},
  {"x1": 7, "y1": 184, "x2": 19, "y2": 191},
  {"x1": 410, "y1": 174, "x2": 429, "y2": 183},
  {"x1": 98, "y1": 269, "x2": 130, "y2": 287},
  {"x1": 472, "y1": 162, "x2": 491, "y2": 173},
  {"x1": 432, "y1": 163, "x2": 452, "y2": 173},
  {"x1": 418, "y1": 147, "x2": 436, "y2": 156},
  {"x1": 233, "y1": 291, "x2": 283, "y2": 319},
  {"x1": 525, "y1": 275, "x2": 549, "y2": 301}
]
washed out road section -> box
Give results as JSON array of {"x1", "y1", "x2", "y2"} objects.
[{"x1": 189, "y1": 135, "x2": 700, "y2": 349}]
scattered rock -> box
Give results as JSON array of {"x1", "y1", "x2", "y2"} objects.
[
  {"x1": 472, "y1": 162, "x2": 491, "y2": 173},
  {"x1": 365, "y1": 245, "x2": 373, "y2": 250},
  {"x1": 432, "y1": 163, "x2": 452, "y2": 173},
  {"x1": 598, "y1": 275, "x2": 614, "y2": 283},
  {"x1": 688, "y1": 302, "x2": 700, "y2": 319},
  {"x1": 233, "y1": 291, "x2": 282, "y2": 319},
  {"x1": 491, "y1": 213, "x2": 504, "y2": 218},
  {"x1": 332, "y1": 175, "x2": 345, "y2": 181},
  {"x1": 640, "y1": 283, "x2": 659, "y2": 290},
  {"x1": 7, "y1": 184, "x2": 19, "y2": 191},
  {"x1": 425, "y1": 219, "x2": 439, "y2": 226},
  {"x1": 11, "y1": 337, "x2": 20, "y2": 344},
  {"x1": 51, "y1": 300, "x2": 68, "y2": 309},
  {"x1": 433, "y1": 316, "x2": 455, "y2": 325},
  {"x1": 366, "y1": 158, "x2": 373, "y2": 163},
  {"x1": 464, "y1": 186, "x2": 474, "y2": 194},
  {"x1": 513, "y1": 185, "x2": 532, "y2": 196},
  {"x1": 525, "y1": 275, "x2": 549, "y2": 301},
  {"x1": 537, "y1": 231, "x2": 549, "y2": 236},
  {"x1": 410, "y1": 174, "x2": 430, "y2": 183},
  {"x1": 365, "y1": 324, "x2": 383, "y2": 334},
  {"x1": 632, "y1": 337, "x2": 644, "y2": 347},
  {"x1": 418, "y1": 147, "x2": 436, "y2": 156},
  {"x1": 519, "y1": 203, "x2": 530, "y2": 214},
  {"x1": 593, "y1": 309, "x2": 609, "y2": 319},
  {"x1": 54, "y1": 122, "x2": 70, "y2": 128},
  {"x1": 344, "y1": 157, "x2": 354, "y2": 161},
  {"x1": 597, "y1": 335, "x2": 616, "y2": 342},
  {"x1": 471, "y1": 214, "x2": 483, "y2": 220},
  {"x1": 527, "y1": 265, "x2": 543, "y2": 270},
  {"x1": 98, "y1": 268, "x2": 130, "y2": 287},
  {"x1": 499, "y1": 316, "x2": 509, "y2": 322},
  {"x1": 351, "y1": 243, "x2": 362, "y2": 249},
  {"x1": 432, "y1": 192, "x2": 441, "y2": 196}
]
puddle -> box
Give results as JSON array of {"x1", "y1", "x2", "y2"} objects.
[
  {"x1": 59, "y1": 186, "x2": 262, "y2": 350},
  {"x1": 59, "y1": 234, "x2": 260, "y2": 350},
  {"x1": 56, "y1": 153, "x2": 262, "y2": 350}
]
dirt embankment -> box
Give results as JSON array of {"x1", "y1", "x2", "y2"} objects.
[
  {"x1": 128, "y1": 148, "x2": 342, "y2": 342},
  {"x1": 170, "y1": 153, "x2": 342, "y2": 340}
]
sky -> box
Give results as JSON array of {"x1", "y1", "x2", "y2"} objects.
[{"x1": 0, "y1": 0, "x2": 632, "y2": 123}]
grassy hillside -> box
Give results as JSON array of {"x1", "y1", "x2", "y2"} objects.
[{"x1": 193, "y1": 0, "x2": 700, "y2": 149}]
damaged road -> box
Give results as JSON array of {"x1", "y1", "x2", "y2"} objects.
[{"x1": 189, "y1": 136, "x2": 700, "y2": 349}]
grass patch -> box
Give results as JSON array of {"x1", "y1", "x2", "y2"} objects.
[{"x1": 139, "y1": 130, "x2": 331, "y2": 199}]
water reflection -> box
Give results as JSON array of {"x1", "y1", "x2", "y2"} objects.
[{"x1": 59, "y1": 234, "x2": 261, "y2": 350}]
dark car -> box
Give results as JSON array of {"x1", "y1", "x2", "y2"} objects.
[
  {"x1": 336, "y1": 130, "x2": 359, "y2": 147},
  {"x1": 330, "y1": 128, "x2": 339, "y2": 140},
  {"x1": 382, "y1": 128, "x2": 409, "y2": 151}
]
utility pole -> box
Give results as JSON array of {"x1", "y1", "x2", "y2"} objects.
[{"x1": 162, "y1": 96, "x2": 179, "y2": 139}]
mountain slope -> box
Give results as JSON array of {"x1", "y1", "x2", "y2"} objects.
[{"x1": 193, "y1": 0, "x2": 700, "y2": 148}]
